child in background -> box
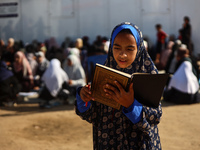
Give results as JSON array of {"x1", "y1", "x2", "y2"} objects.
[
  {"x1": 75, "y1": 22, "x2": 162, "y2": 149},
  {"x1": 155, "y1": 24, "x2": 168, "y2": 67},
  {"x1": 180, "y1": 16, "x2": 192, "y2": 54}
]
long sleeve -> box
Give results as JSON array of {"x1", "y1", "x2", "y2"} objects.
[
  {"x1": 76, "y1": 87, "x2": 91, "y2": 113},
  {"x1": 75, "y1": 87, "x2": 95, "y2": 124},
  {"x1": 122, "y1": 99, "x2": 143, "y2": 124}
]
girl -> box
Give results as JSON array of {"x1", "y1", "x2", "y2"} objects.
[{"x1": 75, "y1": 22, "x2": 162, "y2": 149}]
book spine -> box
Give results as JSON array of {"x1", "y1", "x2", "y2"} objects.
[{"x1": 125, "y1": 77, "x2": 133, "y2": 92}]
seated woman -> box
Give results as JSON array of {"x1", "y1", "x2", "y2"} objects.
[
  {"x1": 34, "y1": 51, "x2": 49, "y2": 88},
  {"x1": 0, "y1": 60, "x2": 21, "y2": 106},
  {"x1": 163, "y1": 45, "x2": 199, "y2": 104},
  {"x1": 63, "y1": 54, "x2": 86, "y2": 96},
  {"x1": 13, "y1": 51, "x2": 34, "y2": 92},
  {"x1": 39, "y1": 58, "x2": 69, "y2": 108}
]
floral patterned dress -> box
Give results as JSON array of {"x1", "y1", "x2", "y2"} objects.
[{"x1": 76, "y1": 99, "x2": 162, "y2": 150}]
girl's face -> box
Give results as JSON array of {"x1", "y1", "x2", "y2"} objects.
[{"x1": 112, "y1": 32, "x2": 138, "y2": 68}]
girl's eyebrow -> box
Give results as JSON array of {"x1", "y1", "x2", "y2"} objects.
[
  {"x1": 113, "y1": 43, "x2": 136, "y2": 48},
  {"x1": 113, "y1": 43, "x2": 121, "y2": 47},
  {"x1": 127, "y1": 45, "x2": 136, "y2": 48}
]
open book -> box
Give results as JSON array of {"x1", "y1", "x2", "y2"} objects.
[{"x1": 91, "y1": 63, "x2": 169, "y2": 110}]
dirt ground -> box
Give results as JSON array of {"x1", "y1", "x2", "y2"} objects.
[{"x1": 0, "y1": 100, "x2": 200, "y2": 150}]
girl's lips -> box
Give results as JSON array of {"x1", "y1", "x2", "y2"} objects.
[
  {"x1": 119, "y1": 60, "x2": 126, "y2": 63},
  {"x1": 118, "y1": 60, "x2": 127, "y2": 66},
  {"x1": 117, "y1": 59, "x2": 129, "y2": 68}
]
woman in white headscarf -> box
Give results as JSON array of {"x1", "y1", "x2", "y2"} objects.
[
  {"x1": 34, "y1": 51, "x2": 49, "y2": 87},
  {"x1": 39, "y1": 58, "x2": 69, "y2": 107},
  {"x1": 26, "y1": 52, "x2": 38, "y2": 76},
  {"x1": 63, "y1": 54, "x2": 86, "y2": 95},
  {"x1": 164, "y1": 45, "x2": 199, "y2": 104}
]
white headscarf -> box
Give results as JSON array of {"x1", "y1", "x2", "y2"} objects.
[
  {"x1": 69, "y1": 47, "x2": 80, "y2": 58},
  {"x1": 36, "y1": 51, "x2": 49, "y2": 72},
  {"x1": 168, "y1": 61, "x2": 199, "y2": 94},
  {"x1": 63, "y1": 54, "x2": 86, "y2": 87},
  {"x1": 42, "y1": 58, "x2": 69, "y2": 97},
  {"x1": 26, "y1": 53, "x2": 38, "y2": 76}
]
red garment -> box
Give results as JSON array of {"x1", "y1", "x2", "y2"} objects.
[
  {"x1": 157, "y1": 30, "x2": 167, "y2": 43},
  {"x1": 178, "y1": 35, "x2": 182, "y2": 41}
]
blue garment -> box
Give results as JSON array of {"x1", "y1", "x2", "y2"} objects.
[
  {"x1": 75, "y1": 22, "x2": 162, "y2": 149},
  {"x1": 76, "y1": 87, "x2": 91, "y2": 113},
  {"x1": 122, "y1": 99, "x2": 143, "y2": 124},
  {"x1": 0, "y1": 61, "x2": 13, "y2": 82},
  {"x1": 87, "y1": 54, "x2": 107, "y2": 82}
]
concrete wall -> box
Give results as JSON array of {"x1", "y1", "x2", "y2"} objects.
[{"x1": 0, "y1": 0, "x2": 200, "y2": 55}]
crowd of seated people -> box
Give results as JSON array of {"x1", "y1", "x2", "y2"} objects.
[
  {"x1": 1, "y1": 17, "x2": 199, "y2": 107},
  {"x1": 0, "y1": 35, "x2": 109, "y2": 107}
]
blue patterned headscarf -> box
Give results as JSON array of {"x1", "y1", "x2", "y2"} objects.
[{"x1": 105, "y1": 22, "x2": 158, "y2": 74}]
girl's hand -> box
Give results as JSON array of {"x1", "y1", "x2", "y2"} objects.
[
  {"x1": 103, "y1": 81, "x2": 134, "y2": 108},
  {"x1": 80, "y1": 84, "x2": 94, "y2": 103}
]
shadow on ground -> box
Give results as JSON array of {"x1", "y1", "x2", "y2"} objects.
[{"x1": 0, "y1": 96, "x2": 75, "y2": 117}]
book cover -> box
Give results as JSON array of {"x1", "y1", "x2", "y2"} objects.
[
  {"x1": 131, "y1": 73, "x2": 169, "y2": 107},
  {"x1": 91, "y1": 63, "x2": 169, "y2": 110}
]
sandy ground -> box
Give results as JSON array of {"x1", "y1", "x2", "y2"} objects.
[{"x1": 0, "y1": 100, "x2": 200, "y2": 150}]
